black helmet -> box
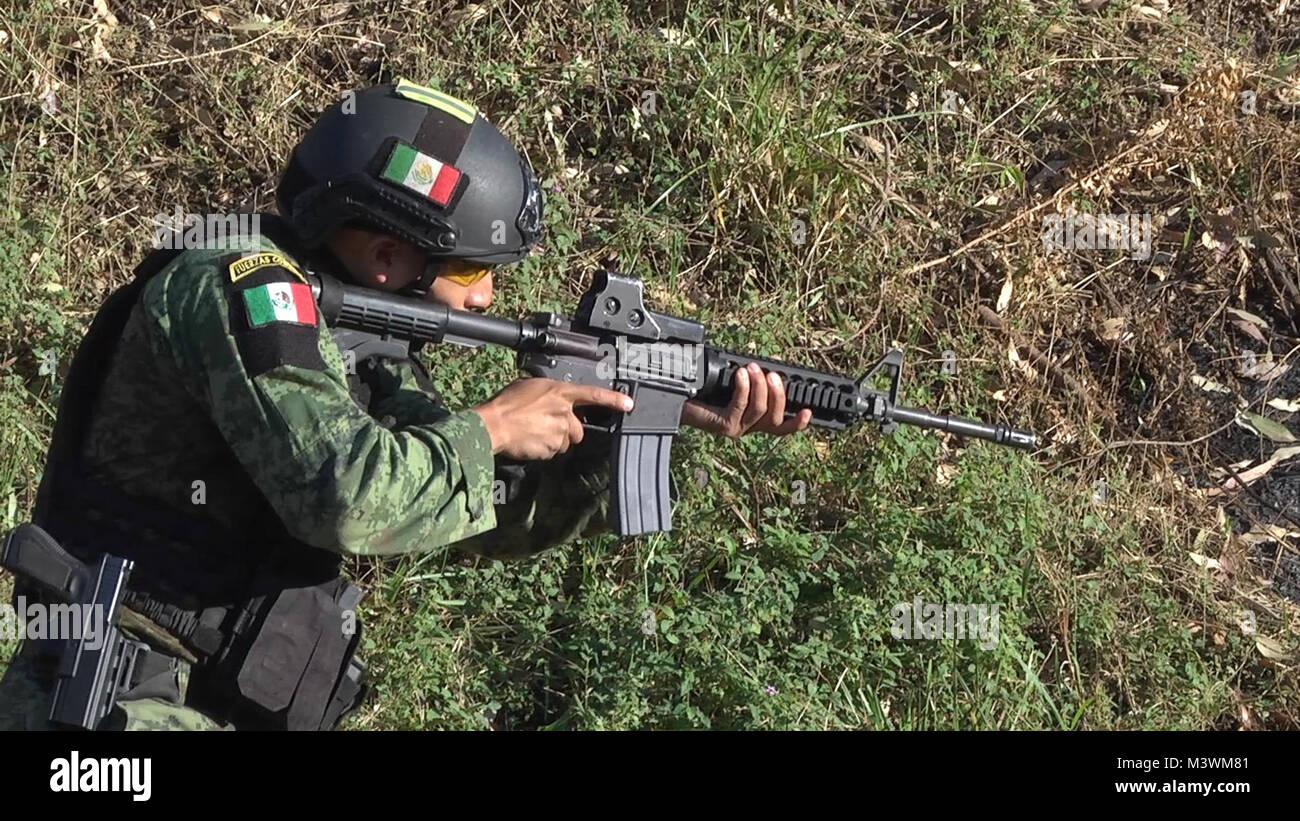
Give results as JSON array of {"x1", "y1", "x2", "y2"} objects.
[{"x1": 277, "y1": 79, "x2": 543, "y2": 264}]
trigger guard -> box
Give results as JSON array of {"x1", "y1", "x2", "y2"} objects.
[{"x1": 577, "y1": 407, "x2": 617, "y2": 433}]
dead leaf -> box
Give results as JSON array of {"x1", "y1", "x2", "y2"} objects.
[
  {"x1": 447, "y1": 4, "x2": 490, "y2": 27},
  {"x1": 996, "y1": 276, "x2": 1013, "y2": 313},
  {"x1": 91, "y1": 0, "x2": 118, "y2": 62},
  {"x1": 1240, "y1": 411, "x2": 1296, "y2": 442},
  {"x1": 1278, "y1": 77, "x2": 1300, "y2": 106},
  {"x1": 1007, "y1": 339, "x2": 1036, "y2": 381},
  {"x1": 93, "y1": 0, "x2": 119, "y2": 25},
  {"x1": 861, "y1": 134, "x2": 887, "y2": 157},
  {"x1": 1227, "y1": 307, "x2": 1269, "y2": 328},
  {"x1": 1209, "y1": 456, "x2": 1254, "y2": 480},
  {"x1": 1255, "y1": 636, "x2": 1291, "y2": 661},
  {"x1": 1267, "y1": 397, "x2": 1300, "y2": 412},
  {"x1": 1142, "y1": 118, "x2": 1170, "y2": 139},
  {"x1": 1231, "y1": 319, "x2": 1267, "y2": 344},
  {"x1": 1192, "y1": 528, "x2": 1209, "y2": 552},
  {"x1": 1191, "y1": 374, "x2": 1232, "y2": 394},
  {"x1": 1206, "y1": 445, "x2": 1300, "y2": 496},
  {"x1": 1238, "y1": 524, "x2": 1300, "y2": 546},
  {"x1": 1189, "y1": 552, "x2": 1221, "y2": 570},
  {"x1": 1098, "y1": 317, "x2": 1128, "y2": 343},
  {"x1": 1241, "y1": 353, "x2": 1290, "y2": 381}
]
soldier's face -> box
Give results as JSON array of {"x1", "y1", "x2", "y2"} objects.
[
  {"x1": 328, "y1": 228, "x2": 495, "y2": 311},
  {"x1": 426, "y1": 271, "x2": 495, "y2": 312}
]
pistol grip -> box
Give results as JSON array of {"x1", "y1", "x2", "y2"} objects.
[{"x1": 1, "y1": 523, "x2": 90, "y2": 603}]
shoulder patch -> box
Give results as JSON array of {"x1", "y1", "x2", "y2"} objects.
[
  {"x1": 241, "y1": 281, "x2": 318, "y2": 328},
  {"x1": 220, "y1": 253, "x2": 326, "y2": 377},
  {"x1": 228, "y1": 252, "x2": 307, "y2": 285}
]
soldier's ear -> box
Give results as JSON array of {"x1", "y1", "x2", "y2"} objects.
[
  {"x1": 323, "y1": 227, "x2": 374, "y2": 283},
  {"x1": 366, "y1": 234, "x2": 402, "y2": 272}
]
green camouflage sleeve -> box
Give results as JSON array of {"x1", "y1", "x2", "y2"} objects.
[
  {"x1": 366, "y1": 357, "x2": 612, "y2": 560},
  {"x1": 361, "y1": 357, "x2": 446, "y2": 427},
  {"x1": 140, "y1": 250, "x2": 498, "y2": 556},
  {"x1": 447, "y1": 430, "x2": 613, "y2": 561}
]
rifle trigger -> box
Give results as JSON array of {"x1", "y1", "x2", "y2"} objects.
[{"x1": 576, "y1": 407, "x2": 617, "y2": 433}]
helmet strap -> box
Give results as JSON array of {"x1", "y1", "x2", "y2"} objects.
[{"x1": 399, "y1": 258, "x2": 440, "y2": 299}]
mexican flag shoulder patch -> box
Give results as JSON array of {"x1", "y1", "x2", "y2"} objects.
[{"x1": 242, "y1": 281, "x2": 317, "y2": 327}]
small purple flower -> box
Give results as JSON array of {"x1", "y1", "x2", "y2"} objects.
[{"x1": 764, "y1": 685, "x2": 778, "y2": 696}]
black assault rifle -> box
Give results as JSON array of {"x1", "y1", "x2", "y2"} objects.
[{"x1": 310, "y1": 272, "x2": 1038, "y2": 536}]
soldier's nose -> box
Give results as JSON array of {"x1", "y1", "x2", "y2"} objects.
[{"x1": 464, "y1": 274, "x2": 494, "y2": 311}]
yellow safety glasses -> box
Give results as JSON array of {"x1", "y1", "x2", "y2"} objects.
[{"x1": 435, "y1": 259, "x2": 493, "y2": 286}]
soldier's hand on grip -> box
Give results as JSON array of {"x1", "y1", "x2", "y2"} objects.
[
  {"x1": 682, "y1": 362, "x2": 812, "y2": 438},
  {"x1": 475, "y1": 378, "x2": 633, "y2": 460}
]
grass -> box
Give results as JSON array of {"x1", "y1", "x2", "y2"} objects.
[{"x1": 1, "y1": 0, "x2": 1298, "y2": 729}]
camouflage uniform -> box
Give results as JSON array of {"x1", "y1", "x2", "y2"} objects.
[{"x1": 0, "y1": 230, "x2": 610, "y2": 729}]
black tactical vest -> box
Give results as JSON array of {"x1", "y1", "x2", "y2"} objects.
[{"x1": 28, "y1": 216, "x2": 369, "y2": 730}]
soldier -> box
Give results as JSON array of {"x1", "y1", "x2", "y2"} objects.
[{"x1": 0, "y1": 80, "x2": 810, "y2": 731}]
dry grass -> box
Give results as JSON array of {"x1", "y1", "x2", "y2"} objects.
[{"x1": 1, "y1": 0, "x2": 1298, "y2": 727}]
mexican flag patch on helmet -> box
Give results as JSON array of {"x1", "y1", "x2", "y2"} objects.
[
  {"x1": 242, "y1": 282, "x2": 317, "y2": 327},
  {"x1": 381, "y1": 142, "x2": 464, "y2": 208}
]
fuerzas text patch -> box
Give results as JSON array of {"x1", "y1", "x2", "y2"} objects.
[{"x1": 228, "y1": 252, "x2": 307, "y2": 285}]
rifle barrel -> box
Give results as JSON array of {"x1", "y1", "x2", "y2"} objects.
[{"x1": 888, "y1": 406, "x2": 1037, "y2": 449}]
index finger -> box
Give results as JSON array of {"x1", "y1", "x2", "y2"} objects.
[{"x1": 561, "y1": 382, "x2": 635, "y2": 412}]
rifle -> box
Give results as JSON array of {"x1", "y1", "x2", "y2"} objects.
[{"x1": 310, "y1": 271, "x2": 1037, "y2": 536}]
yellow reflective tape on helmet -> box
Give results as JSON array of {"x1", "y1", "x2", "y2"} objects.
[{"x1": 394, "y1": 78, "x2": 477, "y2": 124}]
